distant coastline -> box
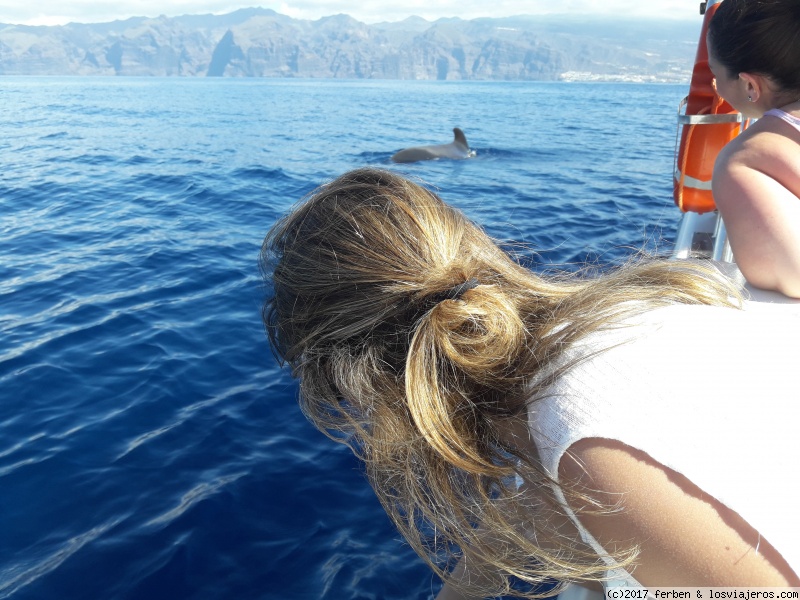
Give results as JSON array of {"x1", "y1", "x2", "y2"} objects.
[{"x1": 0, "y1": 8, "x2": 700, "y2": 81}]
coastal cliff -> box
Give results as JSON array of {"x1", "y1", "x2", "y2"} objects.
[{"x1": 0, "y1": 8, "x2": 699, "y2": 81}]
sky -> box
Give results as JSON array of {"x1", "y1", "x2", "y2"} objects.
[{"x1": 0, "y1": 0, "x2": 700, "y2": 27}]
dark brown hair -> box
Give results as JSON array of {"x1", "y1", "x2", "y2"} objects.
[{"x1": 709, "y1": 0, "x2": 800, "y2": 95}]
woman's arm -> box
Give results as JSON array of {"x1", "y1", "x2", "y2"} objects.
[
  {"x1": 434, "y1": 558, "x2": 487, "y2": 600},
  {"x1": 435, "y1": 581, "x2": 480, "y2": 600},
  {"x1": 713, "y1": 128, "x2": 800, "y2": 297},
  {"x1": 560, "y1": 438, "x2": 799, "y2": 586}
]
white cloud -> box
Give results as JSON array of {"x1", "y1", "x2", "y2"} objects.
[
  {"x1": 0, "y1": 0, "x2": 698, "y2": 26},
  {"x1": 282, "y1": 0, "x2": 696, "y2": 23}
]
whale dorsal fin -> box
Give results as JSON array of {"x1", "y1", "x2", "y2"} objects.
[{"x1": 452, "y1": 127, "x2": 468, "y2": 149}]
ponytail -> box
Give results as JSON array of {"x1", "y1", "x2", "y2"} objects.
[{"x1": 405, "y1": 283, "x2": 526, "y2": 476}]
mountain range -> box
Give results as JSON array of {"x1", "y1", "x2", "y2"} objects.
[{"x1": 0, "y1": 8, "x2": 702, "y2": 82}]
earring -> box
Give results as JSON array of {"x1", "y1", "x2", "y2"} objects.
[{"x1": 748, "y1": 96, "x2": 753, "y2": 102}]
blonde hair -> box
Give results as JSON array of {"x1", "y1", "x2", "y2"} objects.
[{"x1": 261, "y1": 168, "x2": 741, "y2": 596}]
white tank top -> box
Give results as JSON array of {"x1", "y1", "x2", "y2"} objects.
[{"x1": 528, "y1": 301, "x2": 800, "y2": 586}]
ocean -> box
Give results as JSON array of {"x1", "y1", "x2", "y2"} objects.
[{"x1": 1, "y1": 76, "x2": 685, "y2": 599}]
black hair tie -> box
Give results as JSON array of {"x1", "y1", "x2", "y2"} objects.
[{"x1": 440, "y1": 278, "x2": 480, "y2": 302}]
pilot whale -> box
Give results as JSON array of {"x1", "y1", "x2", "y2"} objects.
[{"x1": 391, "y1": 128, "x2": 476, "y2": 163}]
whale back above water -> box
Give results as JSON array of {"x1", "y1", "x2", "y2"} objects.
[{"x1": 391, "y1": 128, "x2": 475, "y2": 163}]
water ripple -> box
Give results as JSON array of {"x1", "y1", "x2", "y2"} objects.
[
  {"x1": 145, "y1": 473, "x2": 247, "y2": 528},
  {"x1": 0, "y1": 518, "x2": 124, "y2": 599}
]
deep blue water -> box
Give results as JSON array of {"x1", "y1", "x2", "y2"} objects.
[{"x1": 0, "y1": 77, "x2": 686, "y2": 599}]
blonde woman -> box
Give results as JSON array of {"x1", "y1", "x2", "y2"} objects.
[{"x1": 262, "y1": 168, "x2": 799, "y2": 598}]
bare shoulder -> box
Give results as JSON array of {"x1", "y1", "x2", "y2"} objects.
[
  {"x1": 559, "y1": 438, "x2": 799, "y2": 586},
  {"x1": 717, "y1": 119, "x2": 800, "y2": 184},
  {"x1": 711, "y1": 117, "x2": 800, "y2": 295}
]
